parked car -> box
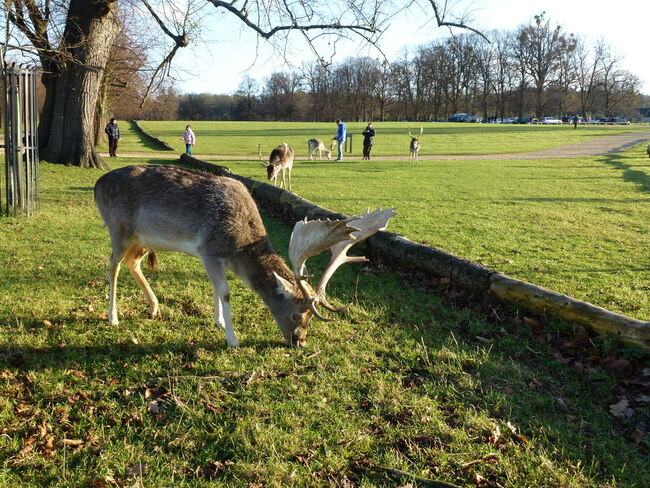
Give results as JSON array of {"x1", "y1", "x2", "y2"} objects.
[
  {"x1": 600, "y1": 116, "x2": 630, "y2": 125},
  {"x1": 448, "y1": 113, "x2": 468, "y2": 122},
  {"x1": 503, "y1": 117, "x2": 519, "y2": 124},
  {"x1": 561, "y1": 115, "x2": 583, "y2": 124},
  {"x1": 540, "y1": 116, "x2": 562, "y2": 125},
  {"x1": 517, "y1": 117, "x2": 536, "y2": 124},
  {"x1": 465, "y1": 115, "x2": 482, "y2": 123}
]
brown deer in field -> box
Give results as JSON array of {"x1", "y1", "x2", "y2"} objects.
[
  {"x1": 94, "y1": 165, "x2": 395, "y2": 347},
  {"x1": 260, "y1": 142, "x2": 294, "y2": 191},
  {"x1": 408, "y1": 127, "x2": 423, "y2": 163},
  {"x1": 307, "y1": 139, "x2": 334, "y2": 161}
]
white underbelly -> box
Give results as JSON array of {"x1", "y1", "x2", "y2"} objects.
[{"x1": 138, "y1": 233, "x2": 202, "y2": 258}]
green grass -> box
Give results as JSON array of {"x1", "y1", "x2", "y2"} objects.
[
  {"x1": 135, "y1": 120, "x2": 650, "y2": 157},
  {"x1": 1, "y1": 159, "x2": 648, "y2": 487}
]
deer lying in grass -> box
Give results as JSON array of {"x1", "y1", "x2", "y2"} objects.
[
  {"x1": 307, "y1": 139, "x2": 334, "y2": 161},
  {"x1": 409, "y1": 127, "x2": 423, "y2": 163},
  {"x1": 94, "y1": 164, "x2": 396, "y2": 347},
  {"x1": 259, "y1": 143, "x2": 294, "y2": 191}
]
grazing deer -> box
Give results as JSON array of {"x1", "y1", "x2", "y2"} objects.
[
  {"x1": 408, "y1": 127, "x2": 424, "y2": 163},
  {"x1": 259, "y1": 143, "x2": 294, "y2": 191},
  {"x1": 307, "y1": 139, "x2": 334, "y2": 161},
  {"x1": 94, "y1": 165, "x2": 396, "y2": 348}
]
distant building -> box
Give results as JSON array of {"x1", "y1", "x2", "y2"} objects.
[{"x1": 637, "y1": 108, "x2": 650, "y2": 122}]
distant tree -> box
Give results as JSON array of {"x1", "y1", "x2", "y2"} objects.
[
  {"x1": 515, "y1": 13, "x2": 576, "y2": 118},
  {"x1": 234, "y1": 75, "x2": 260, "y2": 120}
]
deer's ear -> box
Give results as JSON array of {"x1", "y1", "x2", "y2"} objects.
[{"x1": 274, "y1": 272, "x2": 296, "y2": 298}]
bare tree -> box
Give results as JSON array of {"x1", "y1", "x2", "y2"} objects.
[{"x1": 515, "y1": 12, "x2": 576, "y2": 118}]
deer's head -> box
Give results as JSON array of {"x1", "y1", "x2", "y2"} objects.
[
  {"x1": 273, "y1": 208, "x2": 396, "y2": 347},
  {"x1": 408, "y1": 127, "x2": 423, "y2": 147}
]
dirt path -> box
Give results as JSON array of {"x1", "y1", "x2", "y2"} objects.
[{"x1": 103, "y1": 130, "x2": 650, "y2": 161}]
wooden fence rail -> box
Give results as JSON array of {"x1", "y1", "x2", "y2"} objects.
[{"x1": 1, "y1": 63, "x2": 40, "y2": 217}]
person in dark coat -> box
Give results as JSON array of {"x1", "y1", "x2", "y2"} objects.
[
  {"x1": 104, "y1": 118, "x2": 121, "y2": 157},
  {"x1": 362, "y1": 123, "x2": 375, "y2": 160}
]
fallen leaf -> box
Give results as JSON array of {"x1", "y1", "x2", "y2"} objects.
[
  {"x1": 62, "y1": 439, "x2": 85, "y2": 447},
  {"x1": 19, "y1": 436, "x2": 38, "y2": 457},
  {"x1": 523, "y1": 316, "x2": 543, "y2": 331},
  {"x1": 125, "y1": 463, "x2": 146, "y2": 477},
  {"x1": 609, "y1": 398, "x2": 634, "y2": 418},
  {"x1": 488, "y1": 425, "x2": 501, "y2": 445},
  {"x1": 506, "y1": 421, "x2": 529, "y2": 443},
  {"x1": 147, "y1": 401, "x2": 162, "y2": 414},
  {"x1": 555, "y1": 397, "x2": 572, "y2": 414}
]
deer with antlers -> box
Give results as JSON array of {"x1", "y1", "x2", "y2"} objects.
[
  {"x1": 94, "y1": 165, "x2": 396, "y2": 347},
  {"x1": 307, "y1": 139, "x2": 335, "y2": 161},
  {"x1": 408, "y1": 127, "x2": 423, "y2": 163},
  {"x1": 259, "y1": 142, "x2": 294, "y2": 191}
]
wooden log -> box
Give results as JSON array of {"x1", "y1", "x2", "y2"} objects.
[
  {"x1": 367, "y1": 232, "x2": 495, "y2": 298},
  {"x1": 132, "y1": 120, "x2": 175, "y2": 151},
  {"x1": 490, "y1": 273, "x2": 650, "y2": 351}
]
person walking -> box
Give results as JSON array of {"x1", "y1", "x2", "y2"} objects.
[
  {"x1": 181, "y1": 125, "x2": 196, "y2": 155},
  {"x1": 573, "y1": 114, "x2": 579, "y2": 129},
  {"x1": 362, "y1": 123, "x2": 375, "y2": 160},
  {"x1": 332, "y1": 119, "x2": 347, "y2": 161},
  {"x1": 104, "y1": 118, "x2": 120, "y2": 157}
]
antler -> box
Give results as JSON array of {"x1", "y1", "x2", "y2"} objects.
[
  {"x1": 316, "y1": 208, "x2": 397, "y2": 310},
  {"x1": 258, "y1": 144, "x2": 267, "y2": 165},
  {"x1": 289, "y1": 217, "x2": 358, "y2": 279},
  {"x1": 288, "y1": 217, "x2": 358, "y2": 321},
  {"x1": 287, "y1": 209, "x2": 397, "y2": 321}
]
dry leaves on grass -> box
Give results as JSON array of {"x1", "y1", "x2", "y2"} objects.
[{"x1": 609, "y1": 398, "x2": 635, "y2": 419}]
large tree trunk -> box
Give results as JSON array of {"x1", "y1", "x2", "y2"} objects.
[{"x1": 38, "y1": 0, "x2": 120, "y2": 169}]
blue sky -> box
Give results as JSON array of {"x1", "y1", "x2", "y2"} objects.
[{"x1": 174, "y1": 0, "x2": 649, "y2": 95}]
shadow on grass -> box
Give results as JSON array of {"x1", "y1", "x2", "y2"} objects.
[{"x1": 601, "y1": 152, "x2": 650, "y2": 193}]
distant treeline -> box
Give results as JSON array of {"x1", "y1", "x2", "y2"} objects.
[{"x1": 123, "y1": 15, "x2": 648, "y2": 123}]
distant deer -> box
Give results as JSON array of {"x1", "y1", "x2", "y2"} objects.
[
  {"x1": 408, "y1": 127, "x2": 424, "y2": 163},
  {"x1": 259, "y1": 142, "x2": 294, "y2": 191},
  {"x1": 94, "y1": 164, "x2": 396, "y2": 347},
  {"x1": 307, "y1": 139, "x2": 334, "y2": 161}
]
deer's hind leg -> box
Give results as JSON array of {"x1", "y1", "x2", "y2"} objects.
[{"x1": 123, "y1": 243, "x2": 160, "y2": 320}]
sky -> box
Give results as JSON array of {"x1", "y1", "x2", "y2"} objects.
[{"x1": 174, "y1": 0, "x2": 650, "y2": 95}]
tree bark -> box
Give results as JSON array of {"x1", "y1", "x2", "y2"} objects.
[{"x1": 38, "y1": 0, "x2": 120, "y2": 169}]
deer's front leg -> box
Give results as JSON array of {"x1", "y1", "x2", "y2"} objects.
[
  {"x1": 107, "y1": 254, "x2": 122, "y2": 326},
  {"x1": 202, "y1": 256, "x2": 238, "y2": 347}
]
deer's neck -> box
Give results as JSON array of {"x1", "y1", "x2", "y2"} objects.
[{"x1": 230, "y1": 238, "x2": 298, "y2": 305}]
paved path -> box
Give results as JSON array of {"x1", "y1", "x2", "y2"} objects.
[{"x1": 103, "y1": 130, "x2": 650, "y2": 161}]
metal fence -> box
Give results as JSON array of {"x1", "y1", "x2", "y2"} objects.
[{"x1": 1, "y1": 63, "x2": 39, "y2": 217}]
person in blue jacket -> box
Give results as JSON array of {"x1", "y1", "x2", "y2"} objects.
[{"x1": 332, "y1": 119, "x2": 347, "y2": 161}]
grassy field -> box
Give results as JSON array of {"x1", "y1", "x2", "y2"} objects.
[
  {"x1": 1, "y1": 159, "x2": 648, "y2": 487},
  {"x1": 135, "y1": 120, "x2": 650, "y2": 157},
  {"x1": 123, "y1": 121, "x2": 650, "y2": 321}
]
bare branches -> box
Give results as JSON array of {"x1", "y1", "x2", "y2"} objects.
[
  {"x1": 207, "y1": 0, "x2": 378, "y2": 40},
  {"x1": 426, "y1": 0, "x2": 488, "y2": 41}
]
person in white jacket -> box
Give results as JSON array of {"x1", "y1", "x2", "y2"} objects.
[{"x1": 181, "y1": 125, "x2": 196, "y2": 155}]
